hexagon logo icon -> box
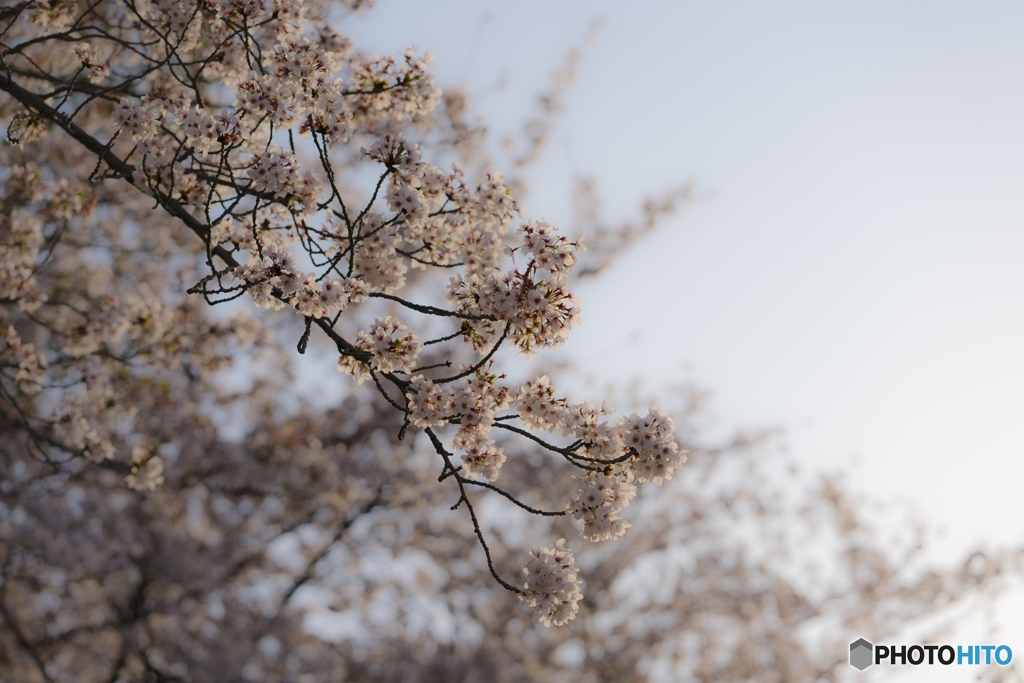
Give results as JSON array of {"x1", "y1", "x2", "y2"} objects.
[{"x1": 850, "y1": 638, "x2": 873, "y2": 671}]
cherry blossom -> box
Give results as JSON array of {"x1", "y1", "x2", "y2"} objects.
[
  {"x1": 520, "y1": 539, "x2": 584, "y2": 627},
  {"x1": 0, "y1": 0, "x2": 682, "y2": 630}
]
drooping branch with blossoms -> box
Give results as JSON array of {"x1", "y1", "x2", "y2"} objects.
[{"x1": 0, "y1": 0, "x2": 686, "y2": 626}]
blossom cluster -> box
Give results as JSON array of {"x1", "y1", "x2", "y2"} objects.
[
  {"x1": 0, "y1": 203, "x2": 45, "y2": 311},
  {"x1": 568, "y1": 472, "x2": 637, "y2": 542},
  {"x1": 180, "y1": 107, "x2": 243, "y2": 154},
  {"x1": 446, "y1": 220, "x2": 584, "y2": 357},
  {"x1": 113, "y1": 98, "x2": 158, "y2": 142},
  {"x1": 72, "y1": 42, "x2": 109, "y2": 81},
  {"x1": 125, "y1": 446, "x2": 166, "y2": 492},
  {"x1": 621, "y1": 408, "x2": 684, "y2": 485},
  {"x1": 405, "y1": 369, "x2": 513, "y2": 481},
  {"x1": 248, "y1": 149, "x2": 301, "y2": 197},
  {"x1": 520, "y1": 539, "x2": 584, "y2": 627},
  {"x1": 2, "y1": 324, "x2": 48, "y2": 395},
  {"x1": 348, "y1": 48, "x2": 442, "y2": 127},
  {"x1": 457, "y1": 436, "x2": 507, "y2": 482},
  {"x1": 406, "y1": 369, "x2": 686, "y2": 554},
  {"x1": 515, "y1": 377, "x2": 687, "y2": 482},
  {"x1": 337, "y1": 316, "x2": 423, "y2": 382},
  {"x1": 230, "y1": 239, "x2": 369, "y2": 316}
]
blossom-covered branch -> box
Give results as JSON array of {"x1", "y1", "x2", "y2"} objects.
[{"x1": 0, "y1": 0, "x2": 686, "y2": 627}]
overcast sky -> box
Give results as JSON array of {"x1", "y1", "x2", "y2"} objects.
[{"x1": 354, "y1": 3, "x2": 1024, "y2": 673}]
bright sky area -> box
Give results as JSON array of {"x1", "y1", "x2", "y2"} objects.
[{"x1": 354, "y1": 2, "x2": 1024, "y2": 675}]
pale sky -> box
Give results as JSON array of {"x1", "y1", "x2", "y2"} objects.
[{"x1": 354, "y1": 3, "x2": 1024, "y2": 674}]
